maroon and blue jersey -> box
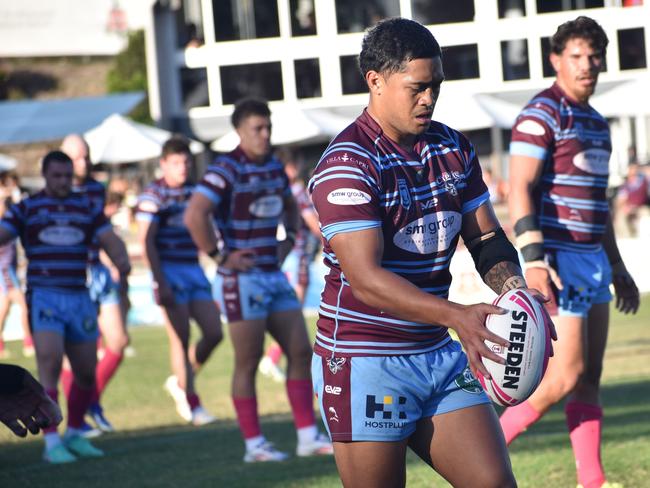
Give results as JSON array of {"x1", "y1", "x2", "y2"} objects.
[
  {"x1": 0, "y1": 191, "x2": 111, "y2": 290},
  {"x1": 309, "y1": 109, "x2": 489, "y2": 357},
  {"x1": 73, "y1": 178, "x2": 106, "y2": 264},
  {"x1": 136, "y1": 179, "x2": 199, "y2": 264},
  {"x1": 510, "y1": 83, "x2": 611, "y2": 252},
  {"x1": 196, "y1": 146, "x2": 291, "y2": 274}
]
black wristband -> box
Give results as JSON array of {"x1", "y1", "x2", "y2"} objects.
[
  {"x1": 207, "y1": 247, "x2": 220, "y2": 258},
  {"x1": 0, "y1": 364, "x2": 26, "y2": 395},
  {"x1": 514, "y1": 215, "x2": 540, "y2": 236},
  {"x1": 520, "y1": 242, "x2": 545, "y2": 263}
]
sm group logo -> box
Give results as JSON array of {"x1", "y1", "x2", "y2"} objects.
[{"x1": 364, "y1": 395, "x2": 407, "y2": 429}]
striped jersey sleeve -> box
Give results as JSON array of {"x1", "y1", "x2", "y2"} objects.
[
  {"x1": 509, "y1": 96, "x2": 557, "y2": 161},
  {"x1": 196, "y1": 157, "x2": 236, "y2": 206},
  {"x1": 309, "y1": 144, "x2": 382, "y2": 242}
]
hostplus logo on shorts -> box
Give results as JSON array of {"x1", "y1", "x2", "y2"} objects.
[{"x1": 364, "y1": 395, "x2": 407, "y2": 429}]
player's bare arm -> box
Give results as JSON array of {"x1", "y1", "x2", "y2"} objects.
[
  {"x1": 461, "y1": 201, "x2": 526, "y2": 294},
  {"x1": 184, "y1": 191, "x2": 253, "y2": 271},
  {"x1": 329, "y1": 227, "x2": 509, "y2": 378},
  {"x1": 509, "y1": 154, "x2": 562, "y2": 296},
  {"x1": 138, "y1": 217, "x2": 174, "y2": 307},
  {"x1": 302, "y1": 208, "x2": 321, "y2": 237},
  {"x1": 97, "y1": 229, "x2": 130, "y2": 276},
  {"x1": 601, "y1": 217, "x2": 639, "y2": 314}
]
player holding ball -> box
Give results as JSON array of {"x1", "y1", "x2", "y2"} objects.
[{"x1": 309, "y1": 18, "x2": 554, "y2": 488}]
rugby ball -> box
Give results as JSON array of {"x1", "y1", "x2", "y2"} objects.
[{"x1": 477, "y1": 289, "x2": 552, "y2": 407}]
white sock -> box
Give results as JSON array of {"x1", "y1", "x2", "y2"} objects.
[
  {"x1": 44, "y1": 432, "x2": 62, "y2": 450},
  {"x1": 297, "y1": 425, "x2": 318, "y2": 445},
  {"x1": 245, "y1": 435, "x2": 265, "y2": 452}
]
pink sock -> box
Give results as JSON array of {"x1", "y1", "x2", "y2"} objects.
[
  {"x1": 499, "y1": 400, "x2": 542, "y2": 445},
  {"x1": 266, "y1": 343, "x2": 283, "y2": 365},
  {"x1": 43, "y1": 388, "x2": 59, "y2": 434},
  {"x1": 23, "y1": 335, "x2": 34, "y2": 347},
  {"x1": 565, "y1": 401, "x2": 605, "y2": 488},
  {"x1": 91, "y1": 348, "x2": 123, "y2": 404},
  {"x1": 187, "y1": 392, "x2": 201, "y2": 411},
  {"x1": 286, "y1": 378, "x2": 316, "y2": 429},
  {"x1": 232, "y1": 397, "x2": 261, "y2": 439},
  {"x1": 60, "y1": 368, "x2": 74, "y2": 400},
  {"x1": 68, "y1": 382, "x2": 94, "y2": 429},
  {"x1": 0, "y1": 339, "x2": 4, "y2": 352}
]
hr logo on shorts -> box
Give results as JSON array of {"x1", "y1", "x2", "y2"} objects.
[{"x1": 365, "y1": 395, "x2": 407, "y2": 420}]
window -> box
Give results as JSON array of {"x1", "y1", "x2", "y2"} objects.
[
  {"x1": 536, "y1": 0, "x2": 603, "y2": 14},
  {"x1": 213, "y1": 0, "x2": 280, "y2": 42},
  {"x1": 340, "y1": 56, "x2": 366, "y2": 95},
  {"x1": 501, "y1": 39, "x2": 530, "y2": 81},
  {"x1": 442, "y1": 44, "x2": 480, "y2": 80},
  {"x1": 220, "y1": 62, "x2": 284, "y2": 105},
  {"x1": 498, "y1": 0, "x2": 526, "y2": 18},
  {"x1": 180, "y1": 67, "x2": 209, "y2": 109},
  {"x1": 618, "y1": 28, "x2": 647, "y2": 70},
  {"x1": 412, "y1": 0, "x2": 474, "y2": 24},
  {"x1": 294, "y1": 59, "x2": 322, "y2": 99},
  {"x1": 290, "y1": 0, "x2": 317, "y2": 36},
  {"x1": 174, "y1": 0, "x2": 204, "y2": 48},
  {"x1": 335, "y1": 0, "x2": 399, "y2": 34}
]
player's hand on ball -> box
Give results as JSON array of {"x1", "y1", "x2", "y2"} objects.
[{"x1": 451, "y1": 303, "x2": 510, "y2": 380}]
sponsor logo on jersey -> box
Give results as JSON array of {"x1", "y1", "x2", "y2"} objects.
[
  {"x1": 397, "y1": 179, "x2": 412, "y2": 210},
  {"x1": 325, "y1": 385, "x2": 342, "y2": 395},
  {"x1": 516, "y1": 119, "x2": 546, "y2": 136},
  {"x1": 393, "y1": 210, "x2": 461, "y2": 253},
  {"x1": 327, "y1": 357, "x2": 346, "y2": 374},
  {"x1": 454, "y1": 366, "x2": 483, "y2": 394},
  {"x1": 326, "y1": 188, "x2": 371, "y2": 206},
  {"x1": 419, "y1": 197, "x2": 439, "y2": 210},
  {"x1": 572, "y1": 148, "x2": 610, "y2": 175},
  {"x1": 38, "y1": 225, "x2": 85, "y2": 246},
  {"x1": 205, "y1": 173, "x2": 226, "y2": 188},
  {"x1": 364, "y1": 395, "x2": 407, "y2": 428},
  {"x1": 248, "y1": 195, "x2": 283, "y2": 217}
]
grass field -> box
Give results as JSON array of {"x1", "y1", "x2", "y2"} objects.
[{"x1": 1, "y1": 296, "x2": 649, "y2": 487}]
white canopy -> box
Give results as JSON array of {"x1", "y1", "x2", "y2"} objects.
[
  {"x1": 84, "y1": 114, "x2": 204, "y2": 164},
  {"x1": 211, "y1": 106, "x2": 350, "y2": 152},
  {"x1": 0, "y1": 154, "x2": 17, "y2": 172}
]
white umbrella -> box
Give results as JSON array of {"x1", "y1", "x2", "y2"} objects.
[
  {"x1": 84, "y1": 114, "x2": 204, "y2": 164},
  {"x1": 211, "y1": 106, "x2": 328, "y2": 152},
  {"x1": 0, "y1": 153, "x2": 17, "y2": 171}
]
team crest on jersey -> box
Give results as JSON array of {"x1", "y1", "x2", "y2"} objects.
[
  {"x1": 397, "y1": 179, "x2": 411, "y2": 210},
  {"x1": 327, "y1": 357, "x2": 346, "y2": 375}
]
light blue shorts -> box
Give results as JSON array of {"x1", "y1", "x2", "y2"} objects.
[
  {"x1": 28, "y1": 287, "x2": 99, "y2": 343},
  {"x1": 88, "y1": 263, "x2": 120, "y2": 306},
  {"x1": 312, "y1": 340, "x2": 491, "y2": 442},
  {"x1": 550, "y1": 248, "x2": 612, "y2": 317},
  {"x1": 160, "y1": 262, "x2": 212, "y2": 305},
  {"x1": 213, "y1": 270, "x2": 300, "y2": 322},
  {"x1": 0, "y1": 266, "x2": 20, "y2": 294}
]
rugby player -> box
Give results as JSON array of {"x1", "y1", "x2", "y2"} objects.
[
  {"x1": 59, "y1": 134, "x2": 130, "y2": 435},
  {"x1": 308, "y1": 18, "x2": 552, "y2": 487},
  {"x1": 0, "y1": 197, "x2": 33, "y2": 359},
  {"x1": 184, "y1": 98, "x2": 332, "y2": 462},
  {"x1": 0, "y1": 150, "x2": 130, "y2": 463},
  {"x1": 136, "y1": 136, "x2": 222, "y2": 425},
  {"x1": 259, "y1": 150, "x2": 322, "y2": 383},
  {"x1": 500, "y1": 17, "x2": 639, "y2": 488}
]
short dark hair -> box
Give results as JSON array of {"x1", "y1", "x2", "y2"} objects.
[
  {"x1": 231, "y1": 98, "x2": 271, "y2": 128},
  {"x1": 41, "y1": 150, "x2": 72, "y2": 175},
  {"x1": 550, "y1": 16, "x2": 609, "y2": 56},
  {"x1": 161, "y1": 135, "x2": 191, "y2": 159},
  {"x1": 359, "y1": 18, "x2": 441, "y2": 77}
]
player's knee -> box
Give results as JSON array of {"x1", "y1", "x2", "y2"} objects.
[
  {"x1": 203, "y1": 327, "x2": 223, "y2": 347},
  {"x1": 73, "y1": 371, "x2": 95, "y2": 389},
  {"x1": 286, "y1": 342, "x2": 312, "y2": 366},
  {"x1": 473, "y1": 465, "x2": 517, "y2": 488}
]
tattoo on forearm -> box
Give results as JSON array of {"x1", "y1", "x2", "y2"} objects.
[{"x1": 484, "y1": 261, "x2": 526, "y2": 294}]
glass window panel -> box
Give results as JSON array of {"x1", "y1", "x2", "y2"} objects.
[
  {"x1": 536, "y1": 0, "x2": 603, "y2": 14},
  {"x1": 335, "y1": 0, "x2": 399, "y2": 34},
  {"x1": 501, "y1": 39, "x2": 530, "y2": 81},
  {"x1": 294, "y1": 58, "x2": 322, "y2": 99},
  {"x1": 290, "y1": 0, "x2": 317, "y2": 36},
  {"x1": 340, "y1": 56, "x2": 366, "y2": 95},
  {"x1": 498, "y1": 0, "x2": 526, "y2": 18},
  {"x1": 220, "y1": 62, "x2": 284, "y2": 105},
  {"x1": 412, "y1": 0, "x2": 474, "y2": 24},
  {"x1": 618, "y1": 28, "x2": 647, "y2": 70},
  {"x1": 213, "y1": 0, "x2": 280, "y2": 42},
  {"x1": 180, "y1": 67, "x2": 209, "y2": 109},
  {"x1": 442, "y1": 44, "x2": 480, "y2": 80}
]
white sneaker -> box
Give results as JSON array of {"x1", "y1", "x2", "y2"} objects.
[
  {"x1": 258, "y1": 356, "x2": 286, "y2": 383},
  {"x1": 296, "y1": 432, "x2": 334, "y2": 457},
  {"x1": 243, "y1": 441, "x2": 289, "y2": 463},
  {"x1": 163, "y1": 375, "x2": 192, "y2": 422},
  {"x1": 191, "y1": 406, "x2": 217, "y2": 426}
]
